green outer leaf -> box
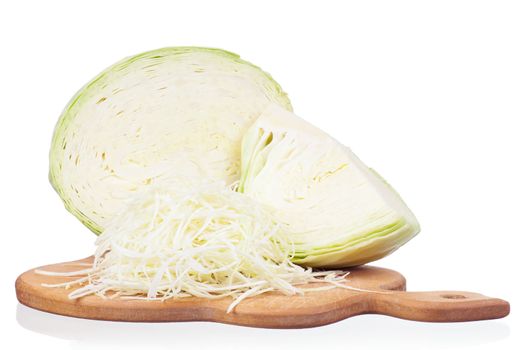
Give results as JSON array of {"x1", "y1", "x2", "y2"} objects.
[{"x1": 292, "y1": 219, "x2": 417, "y2": 268}]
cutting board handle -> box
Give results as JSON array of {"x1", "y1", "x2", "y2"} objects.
[{"x1": 370, "y1": 290, "x2": 510, "y2": 322}]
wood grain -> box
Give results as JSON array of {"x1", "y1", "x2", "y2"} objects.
[{"x1": 15, "y1": 257, "x2": 509, "y2": 328}]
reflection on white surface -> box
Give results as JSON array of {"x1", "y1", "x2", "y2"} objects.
[{"x1": 17, "y1": 303, "x2": 509, "y2": 350}]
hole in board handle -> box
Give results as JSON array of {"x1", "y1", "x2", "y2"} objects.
[{"x1": 440, "y1": 294, "x2": 467, "y2": 300}]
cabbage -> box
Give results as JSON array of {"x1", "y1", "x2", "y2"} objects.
[
  {"x1": 239, "y1": 105, "x2": 420, "y2": 268},
  {"x1": 49, "y1": 47, "x2": 291, "y2": 233},
  {"x1": 37, "y1": 179, "x2": 357, "y2": 313}
]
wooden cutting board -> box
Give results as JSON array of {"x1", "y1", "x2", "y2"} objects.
[{"x1": 15, "y1": 257, "x2": 509, "y2": 328}]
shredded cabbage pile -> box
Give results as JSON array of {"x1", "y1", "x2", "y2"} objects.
[{"x1": 39, "y1": 180, "x2": 353, "y2": 312}]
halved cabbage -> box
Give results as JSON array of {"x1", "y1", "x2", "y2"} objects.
[
  {"x1": 49, "y1": 47, "x2": 291, "y2": 233},
  {"x1": 239, "y1": 105, "x2": 420, "y2": 267}
]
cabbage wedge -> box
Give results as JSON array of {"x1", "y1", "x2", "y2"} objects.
[{"x1": 239, "y1": 105, "x2": 420, "y2": 267}]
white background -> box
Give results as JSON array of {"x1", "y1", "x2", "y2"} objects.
[{"x1": 1, "y1": 0, "x2": 525, "y2": 349}]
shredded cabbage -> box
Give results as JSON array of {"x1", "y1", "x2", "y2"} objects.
[{"x1": 38, "y1": 180, "x2": 356, "y2": 312}]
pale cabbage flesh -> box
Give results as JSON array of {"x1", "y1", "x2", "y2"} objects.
[
  {"x1": 239, "y1": 105, "x2": 420, "y2": 268},
  {"x1": 49, "y1": 47, "x2": 291, "y2": 234}
]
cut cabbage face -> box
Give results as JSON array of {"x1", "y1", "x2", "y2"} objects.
[
  {"x1": 49, "y1": 47, "x2": 291, "y2": 234},
  {"x1": 239, "y1": 105, "x2": 420, "y2": 268}
]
